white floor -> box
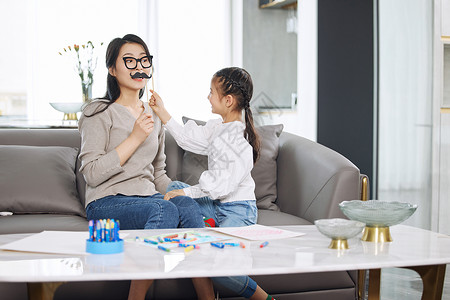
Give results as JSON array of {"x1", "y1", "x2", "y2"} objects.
[
  {"x1": 379, "y1": 267, "x2": 450, "y2": 300},
  {"x1": 375, "y1": 188, "x2": 449, "y2": 299}
]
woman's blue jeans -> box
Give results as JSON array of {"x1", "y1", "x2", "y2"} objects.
[
  {"x1": 167, "y1": 181, "x2": 258, "y2": 298},
  {"x1": 86, "y1": 193, "x2": 179, "y2": 230}
]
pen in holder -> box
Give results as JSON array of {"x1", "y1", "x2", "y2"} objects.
[{"x1": 86, "y1": 219, "x2": 124, "y2": 254}]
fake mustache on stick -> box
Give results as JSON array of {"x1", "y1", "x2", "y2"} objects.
[{"x1": 130, "y1": 72, "x2": 152, "y2": 79}]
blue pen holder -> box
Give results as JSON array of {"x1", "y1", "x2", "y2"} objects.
[{"x1": 86, "y1": 239, "x2": 124, "y2": 254}]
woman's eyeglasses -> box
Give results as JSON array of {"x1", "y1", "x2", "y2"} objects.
[{"x1": 123, "y1": 56, "x2": 153, "y2": 70}]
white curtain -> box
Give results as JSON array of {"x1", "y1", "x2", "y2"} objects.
[{"x1": 378, "y1": 0, "x2": 433, "y2": 191}]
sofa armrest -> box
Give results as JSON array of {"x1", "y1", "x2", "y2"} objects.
[{"x1": 276, "y1": 132, "x2": 360, "y2": 223}]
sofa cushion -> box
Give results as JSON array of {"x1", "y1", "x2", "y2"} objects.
[
  {"x1": 0, "y1": 145, "x2": 86, "y2": 217},
  {"x1": 180, "y1": 117, "x2": 283, "y2": 211},
  {"x1": 0, "y1": 214, "x2": 88, "y2": 234}
]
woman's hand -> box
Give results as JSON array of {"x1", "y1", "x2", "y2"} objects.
[
  {"x1": 149, "y1": 89, "x2": 171, "y2": 124},
  {"x1": 164, "y1": 189, "x2": 186, "y2": 200},
  {"x1": 115, "y1": 113, "x2": 154, "y2": 166},
  {"x1": 131, "y1": 113, "x2": 154, "y2": 143}
]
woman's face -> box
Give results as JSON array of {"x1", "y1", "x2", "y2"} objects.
[{"x1": 110, "y1": 42, "x2": 151, "y2": 92}]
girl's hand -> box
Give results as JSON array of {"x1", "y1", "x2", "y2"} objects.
[
  {"x1": 131, "y1": 113, "x2": 154, "y2": 143},
  {"x1": 148, "y1": 89, "x2": 165, "y2": 113},
  {"x1": 164, "y1": 189, "x2": 186, "y2": 200},
  {"x1": 148, "y1": 89, "x2": 172, "y2": 124}
]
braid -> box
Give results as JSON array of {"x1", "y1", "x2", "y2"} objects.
[
  {"x1": 214, "y1": 67, "x2": 259, "y2": 162},
  {"x1": 244, "y1": 107, "x2": 260, "y2": 163},
  {"x1": 226, "y1": 77, "x2": 249, "y2": 105}
]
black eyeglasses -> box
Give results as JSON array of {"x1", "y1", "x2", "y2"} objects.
[{"x1": 122, "y1": 55, "x2": 153, "y2": 70}]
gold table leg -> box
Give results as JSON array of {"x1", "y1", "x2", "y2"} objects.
[
  {"x1": 367, "y1": 268, "x2": 381, "y2": 300},
  {"x1": 27, "y1": 282, "x2": 64, "y2": 300},
  {"x1": 358, "y1": 269, "x2": 367, "y2": 300},
  {"x1": 403, "y1": 264, "x2": 447, "y2": 300}
]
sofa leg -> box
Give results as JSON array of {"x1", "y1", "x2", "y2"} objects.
[{"x1": 27, "y1": 282, "x2": 64, "y2": 300}]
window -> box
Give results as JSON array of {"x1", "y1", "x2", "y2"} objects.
[{"x1": 0, "y1": 0, "x2": 234, "y2": 123}]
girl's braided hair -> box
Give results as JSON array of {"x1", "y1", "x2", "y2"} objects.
[{"x1": 213, "y1": 67, "x2": 260, "y2": 163}]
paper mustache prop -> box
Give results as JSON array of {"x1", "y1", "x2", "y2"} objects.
[
  {"x1": 130, "y1": 72, "x2": 152, "y2": 79},
  {"x1": 130, "y1": 66, "x2": 155, "y2": 104}
]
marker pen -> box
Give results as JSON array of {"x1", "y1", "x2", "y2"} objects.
[
  {"x1": 260, "y1": 241, "x2": 269, "y2": 248},
  {"x1": 211, "y1": 242, "x2": 225, "y2": 249},
  {"x1": 158, "y1": 245, "x2": 171, "y2": 252}
]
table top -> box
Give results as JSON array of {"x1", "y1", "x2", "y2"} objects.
[{"x1": 0, "y1": 225, "x2": 450, "y2": 283}]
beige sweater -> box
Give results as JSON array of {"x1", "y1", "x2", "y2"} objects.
[{"x1": 78, "y1": 100, "x2": 171, "y2": 207}]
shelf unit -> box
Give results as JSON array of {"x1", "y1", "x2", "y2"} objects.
[{"x1": 259, "y1": 0, "x2": 297, "y2": 9}]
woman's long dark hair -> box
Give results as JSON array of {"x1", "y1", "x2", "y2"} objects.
[
  {"x1": 83, "y1": 34, "x2": 151, "y2": 117},
  {"x1": 213, "y1": 67, "x2": 260, "y2": 163}
]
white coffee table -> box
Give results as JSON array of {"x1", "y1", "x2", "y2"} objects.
[{"x1": 0, "y1": 225, "x2": 449, "y2": 300}]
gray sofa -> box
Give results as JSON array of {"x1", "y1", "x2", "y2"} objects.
[{"x1": 0, "y1": 127, "x2": 365, "y2": 300}]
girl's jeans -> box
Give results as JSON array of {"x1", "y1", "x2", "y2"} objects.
[
  {"x1": 86, "y1": 193, "x2": 180, "y2": 230},
  {"x1": 167, "y1": 181, "x2": 258, "y2": 298}
]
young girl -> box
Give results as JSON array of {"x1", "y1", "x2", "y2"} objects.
[{"x1": 149, "y1": 67, "x2": 275, "y2": 300}]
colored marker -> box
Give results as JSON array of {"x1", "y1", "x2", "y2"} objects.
[
  {"x1": 157, "y1": 236, "x2": 164, "y2": 243},
  {"x1": 240, "y1": 242, "x2": 246, "y2": 248},
  {"x1": 101, "y1": 220, "x2": 105, "y2": 242},
  {"x1": 111, "y1": 221, "x2": 115, "y2": 241},
  {"x1": 115, "y1": 220, "x2": 120, "y2": 240},
  {"x1": 260, "y1": 241, "x2": 269, "y2": 248},
  {"x1": 165, "y1": 234, "x2": 178, "y2": 239},
  {"x1": 114, "y1": 220, "x2": 120, "y2": 241},
  {"x1": 211, "y1": 242, "x2": 224, "y2": 249},
  {"x1": 96, "y1": 221, "x2": 102, "y2": 242},
  {"x1": 224, "y1": 243, "x2": 240, "y2": 247},
  {"x1": 88, "y1": 220, "x2": 94, "y2": 241},
  {"x1": 172, "y1": 238, "x2": 186, "y2": 243},
  {"x1": 144, "y1": 239, "x2": 158, "y2": 245},
  {"x1": 184, "y1": 245, "x2": 195, "y2": 252},
  {"x1": 158, "y1": 245, "x2": 171, "y2": 252},
  {"x1": 105, "y1": 222, "x2": 110, "y2": 242}
]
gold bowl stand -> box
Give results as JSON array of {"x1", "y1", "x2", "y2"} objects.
[
  {"x1": 329, "y1": 238, "x2": 349, "y2": 250},
  {"x1": 63, "y1": 113, "x2": 78, "y2": 121},
  {"x1": 361, "y1": 226, "x2": 393, "y2": 243}
]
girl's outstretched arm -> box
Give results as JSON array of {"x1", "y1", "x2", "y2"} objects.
[{"x1": 148, "y1": 89, "x2": 171, "y2": 124}]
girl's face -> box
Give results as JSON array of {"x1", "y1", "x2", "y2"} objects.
[
  {"x1": 110, "y1": 43, "x2": 150, "y2": 92},
  {"x1": 208, "y1": 79, "x2": 226, "y2": 115}
]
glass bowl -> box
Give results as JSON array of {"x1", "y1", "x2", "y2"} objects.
[
  {"x1": 50, "y1": 102, "x2": 83, "y2": 114},
  {"x1": 314, "y1": 218, "x2": 366, "y2": 240},
  {"x1": 339, "y1": 200, "x2": 417, "y2": 227}
]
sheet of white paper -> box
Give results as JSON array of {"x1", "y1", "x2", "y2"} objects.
[
  {"x1": 208, "y1": 224, "x2": 305, "y2": 241},
  {"x1": 0, "y1": 231, "x2": 127, "y2": 255}
]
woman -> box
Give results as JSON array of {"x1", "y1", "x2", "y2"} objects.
[{"x1": 78, "y1": 34, "x2": 207, "y2": 299}]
